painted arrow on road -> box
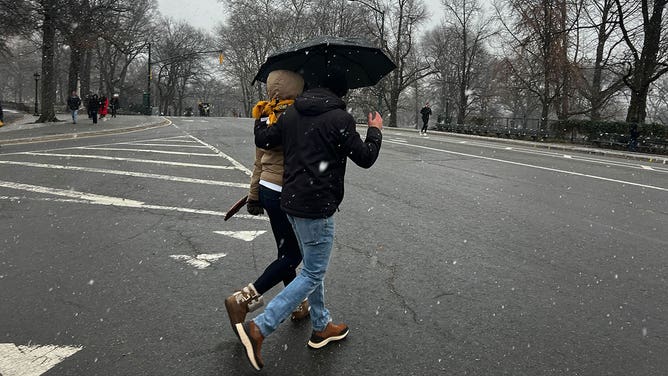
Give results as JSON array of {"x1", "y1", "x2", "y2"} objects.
[
  {"x1": 0, "y1": 343, "x2": 82, "y2": 376},
  {"x1": 170, "y1": 253, "x2": 227, "y2": 269},
  {"x1": 213, "y1": 230, "x2": 266, "y2": 241}
]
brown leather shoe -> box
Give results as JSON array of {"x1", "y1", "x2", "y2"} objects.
[
  {"x1": 291, "y1": 300, "x2": 311, "y2": 321},
  {"x1": 235, "y1": 321, "x2": 264, "y2": 370},
  {"x1": 307, "y1": 322, "x2": 349, "y2": 349}
]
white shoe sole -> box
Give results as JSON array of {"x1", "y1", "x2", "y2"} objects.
[
  {"x1": 235, "y1": 323, "x2": 261, "y2": 370},
  {"x1": 307, "y1": 328, "x2": 349, "y2": 349}
]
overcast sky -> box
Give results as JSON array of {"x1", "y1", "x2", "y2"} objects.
[{"x1": 155, "y1": 0, "x2": 445, "y2": 34}]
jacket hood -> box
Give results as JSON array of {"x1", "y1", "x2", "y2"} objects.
[
  {"x1": 267, "y1": 70, "x2": 304, "y2": 100},
  {"x1": 293, "y1": 88, "x2": 346, "y2": 116}
]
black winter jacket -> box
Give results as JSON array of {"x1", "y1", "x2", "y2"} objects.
[{"x1": 254, "y1": 88, "x2": 382, "y2": 218}]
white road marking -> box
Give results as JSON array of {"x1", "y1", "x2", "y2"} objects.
[
  {"x1": 21, "y1": 152, "x2": 237, "y2": 170},
  {"x1": 0, "y1": 160, "x2": 249, "y2": 188},
  {"x1": 118, "y1": 143, "x2": 209, "y2": 148},
  {"x1": 564, "y1": 155, "x2": 572, "y2": 159},
  {"x1": 75, "y1": 147, "x2": 219, "y2": 157},
  {"x1": 389, "y1": 138, "x2": 408, "y2": 143},
  {"x1": 642, "y1": 165, "x2": 654, "y2": 170},
  {"x1": 385, "y1": 140, "x2": 668, "y2": 192},
  {"x1": 170, "y1": 253, "x2": 227, "y2": 269},
  {"x1": 0, "y1": 181, "x2": 267, "y2": 220},
  {"x1": 214, "y1": 230, "x2": 267, "y2": 241},
  {"x1": 176, "y1": 130, "x2": 252, "y2": 176},
  {"x1": 0, "y1": 343, "x2": 82, "y2": 376},
  {"x1": 505, "y1": 147, "x2": 513, "y2": 150}
]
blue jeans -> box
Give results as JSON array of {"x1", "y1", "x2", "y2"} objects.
[
  {"x1": 253, "y1": 215, "x2": 335, "y2": 336},
  {"x1": 253, "y1": 186, "x2": 301, "y2": 294},
  {"x1": 71, "y1": 109, "x2": 78, "y2": 123}
]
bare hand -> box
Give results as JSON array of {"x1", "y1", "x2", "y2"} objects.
[{"x1": 367, "y1": 111, "x2": 383, "y2": 130}]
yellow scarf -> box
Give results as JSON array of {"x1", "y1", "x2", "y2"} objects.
[{"x1": 252, "y1": 98, "x2": 295, "y2": 125}]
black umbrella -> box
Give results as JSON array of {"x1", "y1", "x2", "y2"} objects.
[{"x1": 252, "y1": 36, "x2": 396, "y2": 90}]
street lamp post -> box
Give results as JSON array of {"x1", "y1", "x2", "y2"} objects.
[
  {"x1": 144, "y1": 42, "x2": 152, "y2": 116},
  {"x1": 33, "y1": 72, "x2": 40, "y2": 116},
  {"x1": 348, "y1": 0, "x2": 385, "y2": 113}
]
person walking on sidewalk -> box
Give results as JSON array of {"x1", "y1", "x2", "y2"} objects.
[
  {"x1": 110, "y1": 94, "x2": 120, "y2": 118},
  {"x1": 236, "y1": 66, "x2": 383, "y2": 371},
  {"x1": 224, "y1": 70, "x2": 310, "y2": 329},
  {"x1": 88, "y1": 93, "x2": 99, "y2": 124},
  {"x1": 67, "y1": 91, "x2": 81, "y2": 124},
  {"x1": 420, "y1": 102, "x2": 432, "y2": 135},
  {"x1": 99, "y1": 94, "x2": 109, "y2": 121}
]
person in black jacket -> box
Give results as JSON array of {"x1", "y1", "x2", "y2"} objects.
[
  {"x1": 87, "y1": 93, "x2": 99, "y2": 124},
  {"x1": 420, "y1": 102, "x2": 432, "y2": 135},
  {"x1": 67, "y1": 91, "x2": 81, "y2": 124},
  {"x1": 234, "y1": 67, "x2": 382, "y2": 371}
]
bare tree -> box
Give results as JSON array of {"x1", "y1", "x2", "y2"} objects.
[
  {"x1": 495, "y1": 0, "x2": 572, "y2": 128},
  {"x1": 431, "y1": 0, "x2": 495, "y2": 124},
  {"x1": 154, "y1": 18, "x2": 212, "y2": 116},
  {"x1": 382, "y1": 0, "x2": 435, "y2": 127},
  {"x1": 0, "y1": 0, "x2": 37, "y2": 56},
  {"x1": 616, "y1": 0, "x2": 668, "y2": 123},
  {"x1": 572, "y1": 0, "x2": 626, "y2": 120},
  {"x1": 95, "y1": 0, "x2": 157, "y2": 97}
]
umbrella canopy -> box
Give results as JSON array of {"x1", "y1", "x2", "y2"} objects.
[{"x1": 252, "y1": 36, "x2": 396, "y2": 90}]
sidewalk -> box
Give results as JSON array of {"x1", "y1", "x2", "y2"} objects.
[
  {"x1": 384, "y1": 125, "x2": 668, "y2": 165},
  {"x1": 0, "y1": 114, "x2": 170, "y2": 146}
]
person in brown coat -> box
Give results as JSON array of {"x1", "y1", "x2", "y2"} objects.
[{"x1": 224, "y1": 70, "x2": 309, "y2": 329}]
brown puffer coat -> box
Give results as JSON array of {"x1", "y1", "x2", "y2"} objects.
[{"x1": 248, "y1": 70, "x2": 304, "y2": 201}]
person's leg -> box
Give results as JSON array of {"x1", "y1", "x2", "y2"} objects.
[
  {"x1": 252, "y1": 215, "x2": 335, "y2": 337},
  {"x1": 92, "y1": 111, "x2": 97, "y2": 124},
  {"x1": 225, "y1": 186, "x2": 305, "y2": 328},
  {"x1": 72, "y1": 110, "x2": 77, "y2": 124},
  {"x1": 252, "y1": 186, "x2": 301, "y2": 293}
]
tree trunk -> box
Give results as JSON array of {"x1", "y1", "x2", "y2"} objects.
[
  {"x1": 37, "y1": 0, "x2": 58, "y2": 123},
  {"x1": 621, "y1": 0, "x2": 667, "y2": 123},
  {"x1": 626, "y1": 84, "x2": 649, "y2": 124},
  {"x1": 68, "y1": 46, "x2": 82, "y2": 95},
  {"x1": 388, "y1": 71, "x2": 400, "y2": 127},
  {"x1": 81, "y1": 49, "x2": 93, "y2": 98},
  {"x1": 540, "y1": 99, "x2": 550, "y2": 130}
]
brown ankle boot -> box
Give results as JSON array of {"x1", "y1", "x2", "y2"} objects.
[
  {"x1": 224, "y1": 283, "x2": 264, "y2": 330},
  {"x1": 291, "y1": 299, "x2": 310, "y2": 321}
]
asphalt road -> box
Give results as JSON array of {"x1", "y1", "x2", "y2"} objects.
[{"x1": 1, "y1": 117, "x2": 667, "y2": 375}]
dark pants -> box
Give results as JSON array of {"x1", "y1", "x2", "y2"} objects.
[
  {"x1": 253, "y1": 185, "x2": 302, "y2": 295},
  {"x1": 91, "y1": 110, "x2": 98, "y2": 124},
  {"x1": 421, "y1": 117, "x2": 429, "y2": 132}
]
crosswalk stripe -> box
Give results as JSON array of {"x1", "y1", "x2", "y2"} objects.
[{"x1": 0, "y1": 160, "x2": 249, "y2": 188}]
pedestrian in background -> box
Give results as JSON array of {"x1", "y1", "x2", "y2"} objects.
[
  {"x1": 0, "y1": 100, "x2": 4, "y2": 126},
  {"x1": 629, "y1": 123, "x2": 640, "y2": 152},
  {"x1": 224, "y1": 70, "x2": 309, "y2": 331},
  {"x1": 67, "y1": 91, "x2": 81, "y2": 124},
  {"x1": 88, "y1": 93, "x2": 99, "y2": 124},
  {"x1": 420, "y1": 102, "x2": 432, "y2": 135},
  {"x1": 237, "y1": 66, "x2": 383, "y2": 371},
  {"x1": 110, "y1": 94, "x2": 120, "y2": 118},
  {"x1": 99, "y1": 94, "x2": 109, "y2": 121}
]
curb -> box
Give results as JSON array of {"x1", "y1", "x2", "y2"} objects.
[
  {"x1": 0, "y1": 118, "x2": 172, "y2": 146},
  {"x1": 377, "y1": 125, "x2": 668, "y2": 165}
]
